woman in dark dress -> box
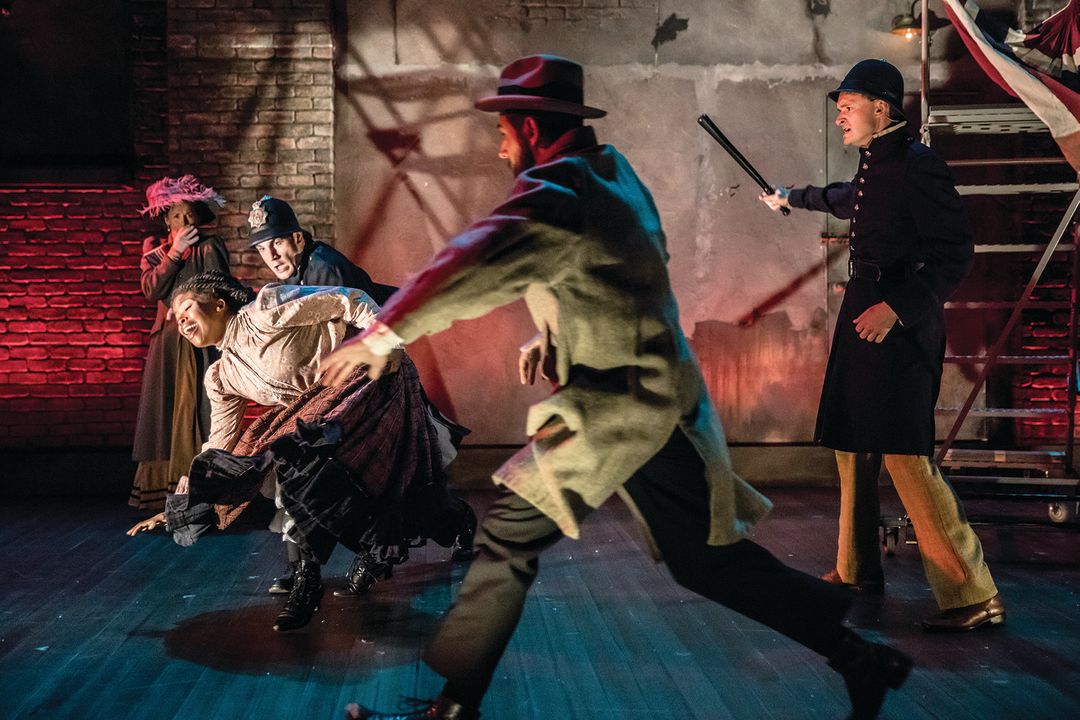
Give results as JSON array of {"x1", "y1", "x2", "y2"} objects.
[{"x1": 129, "y1": 176, "x2": 231, "y2": 511}]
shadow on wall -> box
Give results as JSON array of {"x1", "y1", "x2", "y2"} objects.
[
  {"x1": 332, "y1": 27, "x2": 543, "y2": 432},
  {"x1": 167, "y1": 3, "x2": 338, "y2": 284},
  {"x1": 335, "y1": 55, "x2": 485, "y2": 244},
  {"x1": 332, "y1": 50, "x2": 497, "y2": 421}
]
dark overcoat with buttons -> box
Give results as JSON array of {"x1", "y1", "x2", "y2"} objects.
[{"x1": 789, "y1": 123, "x2": 973, "y2": 456}]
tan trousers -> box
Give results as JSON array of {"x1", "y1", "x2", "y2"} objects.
[{"x1": 835, "y1": 451, "x2": 997, "y2": 609}]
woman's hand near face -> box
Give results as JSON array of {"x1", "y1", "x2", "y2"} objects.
[{"x1": 168, "y1": 225, "x2": 200, "y2": 260}]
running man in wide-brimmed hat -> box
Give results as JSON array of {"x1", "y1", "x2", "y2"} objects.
[{"x1": 323, "y1": 54, "x2": 912, "y2": 720}]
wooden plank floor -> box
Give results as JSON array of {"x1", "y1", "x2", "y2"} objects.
[{"x1": 2, "y1": 489, "x2": 1078, "y2": 719}]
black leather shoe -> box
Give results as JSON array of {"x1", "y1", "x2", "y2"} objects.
[
  {"x1": 268, "y1": 561, "x2": 298, "y2": 595},
  {"x1": 821, "y1": 568, "x2": 885, "y2": 595},
  {"x1": 334, "y1": 553, "x2": 393, "y2": 598},
  {"x1": 922, "y1": 593, "x2": 1006, "y2": 632},
  {"x1": 828, "y1": 629, "x2": 912, "y2": 720},
  {"x1": 345, "y1": 695, "x2": 479, "y2": 720},
  {"x1": 273, "y1": 559, "x2": 323, "y2": 631},
  {"x1": 450, "y1": 504, "x2": 477, "y2": 562}
]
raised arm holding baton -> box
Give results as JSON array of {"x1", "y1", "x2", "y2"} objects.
[{"x1": 697, "y1": 113, "x2": 790, "y2": 215}]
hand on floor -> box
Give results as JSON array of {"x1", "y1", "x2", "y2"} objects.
[{"x1": 126, "y1": 512, "x2": 166, "y2": 536}]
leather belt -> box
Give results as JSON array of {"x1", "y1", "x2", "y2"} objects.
[
  {"x1": 848, "y1": 256, "x2": 883, "y2": 281},
  {"x1": 848, "y1": 256, "x2": 919, "y2": 282}
]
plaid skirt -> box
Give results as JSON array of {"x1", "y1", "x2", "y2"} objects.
[{"x1": 167, "y1": 356, "x2": 457, "y2": 560}]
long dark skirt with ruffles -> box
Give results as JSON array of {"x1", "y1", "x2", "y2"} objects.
[{"x1": 164, "y1": 357, "x2": 468, "y2": 564}]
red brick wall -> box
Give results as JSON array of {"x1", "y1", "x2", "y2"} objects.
[
  {"x1": 1013, "y1": 253, "x2": 1076, "y2": 445},
  {"x1": 0, "y1": 0, "x2": 166, "y2": 448},
  {"x1": 0, "y1": 0, "x2": 334, "y2": 449},
  {"x1": 0, "y1": 189, "x2": 154, "y2": 446}
]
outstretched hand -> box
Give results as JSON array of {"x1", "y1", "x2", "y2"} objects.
[
  {"x1": 758, "y1": 187, "x2": 791, "y2": 212},
  {"x1": 127, "y1": 512, "x2": 166, "y2": 536},
  {"x1": 318, "y1": 340, "x2": 403, "y2": 386}
]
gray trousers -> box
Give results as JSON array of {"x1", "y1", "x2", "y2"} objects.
[{"x1": 424, "y1": 430, "x2": 852, "y2": 706}]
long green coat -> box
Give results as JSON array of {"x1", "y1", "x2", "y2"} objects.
[{"x1": 376, "y1": 127, "x2": 771, "y2": 546}]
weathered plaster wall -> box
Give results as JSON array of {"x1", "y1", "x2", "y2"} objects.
[{"x1": 335, "y1": 0, "x2": 1015, "y2": 444}]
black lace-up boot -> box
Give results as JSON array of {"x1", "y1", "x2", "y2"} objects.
[
  {"x1": 268, "y1": 560, "x2": 298, "y2": 594},
  {"x1": 334, "y1": 553, "x2": 394, "y2": 597},
  {"x1": 273, "y1": 559, "x2": 323, "y2": 631}
]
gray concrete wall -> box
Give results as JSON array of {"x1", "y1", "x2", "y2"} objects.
[{"x1": 334, "y1": 0, "x2": 1015, "y2": 444}]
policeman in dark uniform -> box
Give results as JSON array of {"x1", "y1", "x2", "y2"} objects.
[
  {"x1": 761, "y1": 59, "x2": 1005, "y2": 631},
  {"x1": 249, "y1": 195, "x2": 399, "y2": 304}
]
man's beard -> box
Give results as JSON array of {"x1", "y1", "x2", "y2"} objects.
[{"x1": 508, "y1": 143, "x2": 536, "y2": 176}]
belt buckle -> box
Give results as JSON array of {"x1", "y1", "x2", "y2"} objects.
[{"x1": 849, "y1": 257, "x2": 882, "y2": 281}]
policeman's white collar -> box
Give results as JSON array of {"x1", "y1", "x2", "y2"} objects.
[{"x1": 871, "y1": 120, "x2": 907, "y2": 141}]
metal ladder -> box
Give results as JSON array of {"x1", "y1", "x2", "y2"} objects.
[{"x1": 923, "y1": 104, "x2": 1080, "y2": 523}]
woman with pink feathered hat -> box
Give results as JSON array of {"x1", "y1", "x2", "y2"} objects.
[{"x1": 129, "y1": 175, "x2": 232, "y2": 511}]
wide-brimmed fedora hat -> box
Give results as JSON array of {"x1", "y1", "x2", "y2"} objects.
[{"x1": 475, "y1": 54, "x2": 606, "y2": 119}]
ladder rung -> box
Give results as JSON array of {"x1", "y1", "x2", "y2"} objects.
[
  {"x1": 945, "y1": 301, "x2": 1071, "y2": 310},
  {"x1": 946, "y1": 477, "x2": 1080, "y2": 499},
  {"x1": 973, "y1": 244, "x2": 1075, "y2": 253},
  {"x1": 925, "y1": 104, "x2": 1049, "y2": 134},
  {"x1": 935, "y1": 407, "x2": 1068, "y2": 417},
  {"x1": 947, "y1": 157, "x2": 1069, "y2": 167},
  {"x1": 943, "y1": 354, "x2": 1071, "y2": 364},
  {"x1": 941, "y1": 448, "x2": 1066, "y2": 468},
  {"x1": 946, "y1": 475, "x2": 1078, "y2": 487},
  {"x1": 957, "y1": 183, "x2": 1080, "y2": 195}
]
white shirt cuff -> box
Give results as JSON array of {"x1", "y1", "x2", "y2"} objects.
[{"x1": 361, "y1": 320, "x2": 404, "y2": 356}]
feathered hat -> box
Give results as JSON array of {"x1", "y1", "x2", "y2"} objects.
[{"x1": 140, "y1": 175, "x2": 227, "y2": 218}]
